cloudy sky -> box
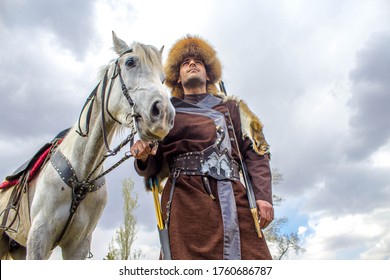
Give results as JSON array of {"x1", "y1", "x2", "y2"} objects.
[{"x1": 1, "y1": 0, "x2": 389, "y2": 260}]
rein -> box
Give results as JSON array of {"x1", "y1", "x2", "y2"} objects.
[
  {"x1": 75, "y1": 48, "x2": 141, "y2": 185},
  {"x1": 52, "y1": 49, "x2": 142, "y2": 249},
  {"x1": 77, "y1": 48, "x2": 137, "y2": 154}
]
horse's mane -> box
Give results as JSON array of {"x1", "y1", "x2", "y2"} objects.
[{"x1": 98, "y1": 42, "x2": 163, "y2": 81}]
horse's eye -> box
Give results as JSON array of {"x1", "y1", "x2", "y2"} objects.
[{"x1": 125, "y1": 57, "x2": 135, "y2": 68}]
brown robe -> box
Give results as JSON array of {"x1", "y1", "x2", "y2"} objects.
[{"x1": 136, "y1": 93, "x2": 272, "y2": 259}]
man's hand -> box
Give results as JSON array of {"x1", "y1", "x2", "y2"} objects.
[
  {"x1": 130, "y1": 140, "x2": 158, "y2": 162},
  {"x1": 256, "y1": 200, "x2": 274, "y2": 229}
]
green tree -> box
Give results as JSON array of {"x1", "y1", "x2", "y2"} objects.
[
  {"x1": 264, "y1": 168, "x2": 306, "y2": 259},
  {"x1": 105, "y1": 178, "x2": 143, "y2": 260}
]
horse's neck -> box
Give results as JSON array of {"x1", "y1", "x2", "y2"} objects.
[{"x1": 59, "y1": 103, "x2": 117, "y2": 181}]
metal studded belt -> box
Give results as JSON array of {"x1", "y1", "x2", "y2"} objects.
[{"x1": 171, "y1": 145, "x2": 240, "y2": 181}]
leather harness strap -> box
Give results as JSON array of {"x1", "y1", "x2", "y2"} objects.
[
  {"x1": 49, "y1": 49, "x2": 139, "y2": 250},
  {"x1": 50, "y1": 150, "x2": 106, "y2": 249}
]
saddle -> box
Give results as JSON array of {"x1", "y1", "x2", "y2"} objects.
[
  {"x1": 0, "y1": 129, "x2": 69, "y2": 190},
  {"x1": 0, "y1": 128, "x2": 69, "y2": 244}
]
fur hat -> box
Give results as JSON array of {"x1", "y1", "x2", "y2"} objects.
[{"x1": 164, "y1": 35, "x2": 222, "y2": 98}]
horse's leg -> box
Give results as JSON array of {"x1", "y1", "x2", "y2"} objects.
[
  {"x1": 60, "y1": 186, "x2": 107, "y2": 260},
  {"x1": 0, "y1": 232, "x2": 11, "y2": 259},
  {"x1": 9, "y1": 243, "x2": 27, "y2": 260},
  {"x1": 26, "y1": 215, "x2": 54, "y2": 259},
  {"x1": 0, "y1": 232, "x2": 27, "y2": 259},
  {"x1": 27, "y1": 169, "x2": 68, "y2": 259},
  {"x1": 61, "y1": 234, "x2": 92, "y2": 260}
]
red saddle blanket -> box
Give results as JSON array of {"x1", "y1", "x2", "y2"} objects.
[
  {"x1": 1, "y1": 148, "x2": 49, "y2": 189},
  {"x1": 0, "y1": 141, "x2": 63, "y2": 190},
  {"x1": 0, "y1": 130, "x2": 67, "y2": 190}
]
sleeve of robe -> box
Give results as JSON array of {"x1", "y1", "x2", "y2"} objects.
[
  {"x1": 134, "y1": 147, "x2": 163, "y2": 178},
  {"x1": 227, "y1": 101, "x2": 273, "y2": 205}
]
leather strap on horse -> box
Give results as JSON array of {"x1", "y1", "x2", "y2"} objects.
[
  {"x1": 76, "y1": 48, "x2": 139, "y2": 156},
  {"x1": 50, "y1": 148, "x2": 109, "y2": 249},
  {"x1": 49, "y1": 47, "x2": 157, "y2": 251},
  {"x1": 0, "y1": 138, "x2": 61, "y2": 234},
  {"x1": 50, "y1": 135, "x2": 136, "y2": 249},
  {"x1": 0, "y1": 173, "x2": 27, "y2": 233},
  {"x1": 50, "y1": 150, "x2": 106, "y2": 249},
  {"x1": 76, "y1": 84, "x2": 99, "y2": 137},
  {"x1": 49, "y1": 48, "x2": 140, "y2": 250}
]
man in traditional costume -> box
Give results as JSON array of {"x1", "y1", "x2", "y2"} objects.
[{"x1": 131, "y1": 35, "x2": 273, "y2": 259}]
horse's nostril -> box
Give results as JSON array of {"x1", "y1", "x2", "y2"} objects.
[{"x1": 150, "y1": 101, "x2": 161, "y2": 118}]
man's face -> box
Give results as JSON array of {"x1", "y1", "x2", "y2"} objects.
[{"x1": 178, "y1": 56, "x2": 209, "y2": 90}]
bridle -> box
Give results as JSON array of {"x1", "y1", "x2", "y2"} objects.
[
  {"x1": 76, "y1": 48, "x2": 138, "y2": 154},
  {"x1": 73, "y1": 48, "x2": 143, "y2": 189},
  {"x1": 51, "y1": 49, "x2": 156, "y2": 250}
]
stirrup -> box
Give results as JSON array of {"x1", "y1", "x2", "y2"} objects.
[{"x1": 0, "y1": 206, "x2": 20, "y2": 233}]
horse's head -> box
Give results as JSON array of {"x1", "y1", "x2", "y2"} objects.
[{"x1": 102, "y1": 32, "x2": 175, "y2": 141}]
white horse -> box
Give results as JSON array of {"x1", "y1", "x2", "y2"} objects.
[{"x1": 0, "y1": 32, "x2": 175, "y2": 259}]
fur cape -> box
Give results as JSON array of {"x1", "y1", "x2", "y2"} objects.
[{"x1": 145, "y1": 94, "x2": 270, "y2": 192}]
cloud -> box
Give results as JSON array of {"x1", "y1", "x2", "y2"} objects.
[
  {"x1": 0, "y1": 31, "x2": 100, "y2": 141},
  {"x1": 292, "y1": 31, "x2": 390, "y2": 217},
  {"x1": 303, "y1": 163, "x2": 390, "y2": 216},
  {"x1": 0, "y1": 0, "x2": 100, "y2": 59},
  {"x1": 199, "y1": 1, "x2": 390, "y2": 260},
  {"x1": 292, "y1": 208, "x2": 390, "y2": 260},
  {"x1": 346, "y1": 31, "x2": 390, "y2": 160},
  {"x1": 1, "y1": 0, "x2": 390, "y2": 261},
  {"x1": 284, "y1": 31, "x2": 390, "y2": 259}
]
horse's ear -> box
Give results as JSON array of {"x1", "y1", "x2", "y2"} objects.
[
  {"x1": 112, "y1": 31, "x2": 130, "y2": 55},
  {"x1": 160, "y1": 45, "x2": 164, "y2": 55}
]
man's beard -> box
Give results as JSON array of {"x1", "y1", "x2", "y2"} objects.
[{"x1": 182, "y1": 75, "x2": 206, "y2": 90}]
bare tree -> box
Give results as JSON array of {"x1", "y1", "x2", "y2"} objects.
[
  {"x1": 105, "y1": 178, "x2": 142, "y2": 260},
  {"x1": 264, "y1": 168, "x2": 306, "y2": 259}
]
